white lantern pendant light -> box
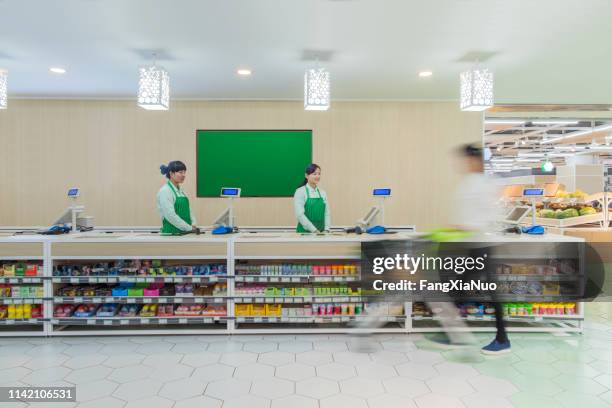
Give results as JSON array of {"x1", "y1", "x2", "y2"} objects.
[
  {"x1": 304, "y1": 65, "x2": 330, "y2": 111},
  {"x1": 137, "y1": 54, "x2": 170, "y2": 111},
  {"x1": 460, "y1": 63, "x2": 494, "y2": 111},
  {"x1": 0, "y1": 69, "x2": 7, "y2": 109}
]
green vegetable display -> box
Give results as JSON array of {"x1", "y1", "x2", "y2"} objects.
[
  {"x1": 557, "y1": 208, "x2": 579, "y2": 219},
  {"x1": 579, "y1": 207, "x2": 597, "y2": 216}
]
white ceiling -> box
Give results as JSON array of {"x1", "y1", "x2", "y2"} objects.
[{"x1": 2, "y1": 0, "x2": 612, "y2": 102}]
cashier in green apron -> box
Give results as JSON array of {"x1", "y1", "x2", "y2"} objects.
[
  {"x1": 294, "y1": 163, "x2": 331, "y2": 233},
  {"x1": 156, "y1": 161, "x2": 198, "y2": 235}
]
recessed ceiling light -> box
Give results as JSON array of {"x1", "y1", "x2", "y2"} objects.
[
  {"x1": 237, "y1": 69, "x2": 252, "y2": 76},
  {"x1": 49, "y1": 67, "x2": 66, "y2": 74},
  {"x1": 418, "y1": 71, "x2": 433, "y2": 77}
]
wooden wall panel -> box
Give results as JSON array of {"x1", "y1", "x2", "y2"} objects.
[{"x1": 0, "y1": 100, "x2": 482, "y2": 230}]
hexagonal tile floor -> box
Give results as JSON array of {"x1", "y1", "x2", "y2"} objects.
[{"x1": 2, "y1": 303, "x2": 612, "y2": 407}]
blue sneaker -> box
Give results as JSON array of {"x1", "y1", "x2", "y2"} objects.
[{"x1": 481, "y1": 340, "x2": 511, "y2": 355}]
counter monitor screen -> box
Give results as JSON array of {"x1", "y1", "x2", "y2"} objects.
[
  {"x1": 67, "y1": 188, "x2": 79, "y2": 198},
  {"x1": 523, "y1": 188, "x2": 544, "y2": 197},
  {"x1": 373, "y1": 188, "x2": 391, "y2": 197},
  {"x1": 221, "y1": 188, "x2": 241, "y2": 198}
]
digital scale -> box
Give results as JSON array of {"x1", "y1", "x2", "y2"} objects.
[
  {"x1": 502, "y1": 188, "x2": 545, "y2": 234},
  {"x1": 43, "y1": 188, "x2": 94, "y2": 234},
  {"x1": 353, "y1": 188, "x2": 392, "y2": 234},
  {"x1": 212, "y1": 187, "x2": 241, "y2": 234}
]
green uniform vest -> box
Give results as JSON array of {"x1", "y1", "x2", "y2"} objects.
[
  {"x1": 161, "y1": 181, "x2": 192, "y2": 235},
  {"x1": 296, "y1": 186, "x2": 326, "y2": 233}
]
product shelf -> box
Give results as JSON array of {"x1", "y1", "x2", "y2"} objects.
[
  {"x1": 0, "y1": 318, "x2": 45, "y2": 325},
  {"x1": 52, "y1": 275, "x2": 227, "y2": 284},
  {"x1": 412, "y1": 314, "x2": 582, "y2": 322},
  {"x1": 494, "y1": 275, "x2": 581, "y2": 282},
  {"x1": 51, "y1": 316, "x2": 227, "y2": 326},
  {"x1": 53, "y1": 296, "x2": 228, "y2": 304},
  {"x1": 234, "y1": 275, "x2": 358, "y2": 283},
  {"x1": 0, "y1": 277, "x2": 44, "y2": 283},
  {"x1": 0, "y1": 298, "x2": 46, "y2": 305},
  {"x1": 233, "y1": 296, "x2": 366, "y2": 304},
  {"x1": 235, "y1": 315, "x2": 405, "y2": 324}
]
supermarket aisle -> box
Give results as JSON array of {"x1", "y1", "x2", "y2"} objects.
[{"x1": 1, "y1": 304, "x2": 612, "y2": 408}]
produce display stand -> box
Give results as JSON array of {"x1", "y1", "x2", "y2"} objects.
[
  {"x1": 531, "y1": 193, "x2": 607, "y2": 228},
  {"x1": 0, "y1": 231, "x2": 586, "y2": 336}
]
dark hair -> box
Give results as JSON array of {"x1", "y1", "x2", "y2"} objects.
[
  {"x1": 458, "y1": 143, "x2": 483, "y2": 158},
  {"x1": 300, "y1": 163, "x2": 321, "y2": 187},
  {"x1": 160, "y1": 161, "x2": 187, "y2": 179}
]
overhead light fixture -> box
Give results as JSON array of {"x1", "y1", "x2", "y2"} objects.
[
  {"x1": 49, "y1": 67, "x2": 66, "y2": 74},
  {"x1": 518, "y1": 152, "x2": 571, "y2": 158},
  {"x1": 516, "y1": 158, "x2": 542, "y2": 163},
  {"x1": 418, "y1": 71, "x2": 433, "y2": 77},
  {"x1": 496, "y1": 146, "x2": 502, "y2": 152},
  {"x1": 541, "y1": 124, "x2": 612, "y2": 144},
  {"x1": 554, "y1": 145, "x2": 585, "y2": 151},
  {"x1": 137, "y1": 57, "x2": 170, "y2": 111},
  {"x1": 460, "y1": 65, "x2": 494, "y2": 111},
  {"x1": 237, "y1": 69, "x2": 252, "y2": 76},
  {"x1": 0, "y1": 69, "x2": 6, "y2": 109},
  {"x1": 521, "y1": 139, "x2": 527, "y2": 145},
  {"x1": 304, "y1": 67, "x2": 330, "y2": 111},
  {"x1": 531, "y1": 120, "x2": 578, "y2": 125},
  {"x1": 541, "y1": 160, "x2": 555, "y2": 172},
  {"x1": 484, "y1": 119, "x2": 525, "y2": 125}
]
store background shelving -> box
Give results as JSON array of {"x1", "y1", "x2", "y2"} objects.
[{"x1": 0, "y1": 233, "x2": 586, "y2": 336}]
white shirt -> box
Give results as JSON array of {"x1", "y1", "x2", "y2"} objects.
[
  {"x1": 293, "y1": 184, "x2": 331, "y2": 232},
  {"x1": 453, "y1": 173, "x2": 502, "y2": 232},
  {"x1": 156, "y1": 182, "x2": 197, "y2": 232}
]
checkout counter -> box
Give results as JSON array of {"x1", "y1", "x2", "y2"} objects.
[{"x1": 0, "y1": 226, "x2": 586, "y2": 337}]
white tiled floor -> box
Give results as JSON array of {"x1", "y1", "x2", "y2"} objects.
[{"x1": 3, "y1": 303, "x2": 612, "y2": 407}]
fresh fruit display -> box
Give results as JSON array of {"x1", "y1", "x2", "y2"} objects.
[
  {"x1": 536, "y1": 204, "x2": 599, "y2": 219},
  {"x1": 558, "y1": 208, "x2": 579, "y2": 219},
  {"x1": 538, "y1": 209, "x2": 556, "y2": 218},
  {"x1": 555, "y1": 189, "x2": 587, "y2": 199},
  {"x1": 579, "y1": 207, "x2": 597, "y2": 216}
]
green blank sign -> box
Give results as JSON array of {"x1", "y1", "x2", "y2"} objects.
[{"x1": 196, "y1": 130, "x2": 313, "y2": 197}]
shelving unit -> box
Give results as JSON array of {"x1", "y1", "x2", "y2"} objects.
[
  {"x1": 0, "y1": 231, "x2": 586, "y2": 336},
  {"x1": 0, "y1": 240, "x2": 47, "y2": 336},
  {"x1": 47, "y1": 235, "x2": 231, "y2": 336}
]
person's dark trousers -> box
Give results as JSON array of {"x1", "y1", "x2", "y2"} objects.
[{"x1": 494, "y1": 302, "x2": 508, "y2": 343}]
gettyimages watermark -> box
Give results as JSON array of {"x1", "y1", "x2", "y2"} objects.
[
  {"x1": 371, "y1": 253, "x2": 495, "y2": 293},
  {"x1": 359, "y1": 240, "x2": 607, "y2": 303}
]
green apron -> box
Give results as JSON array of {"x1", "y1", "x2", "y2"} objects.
[
  {"x1": 296, "y1": 186, "x2": 326, "y2": 233},
  {"x1": 161, "y1": 181, "x2": 192, "y2": 235}
]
